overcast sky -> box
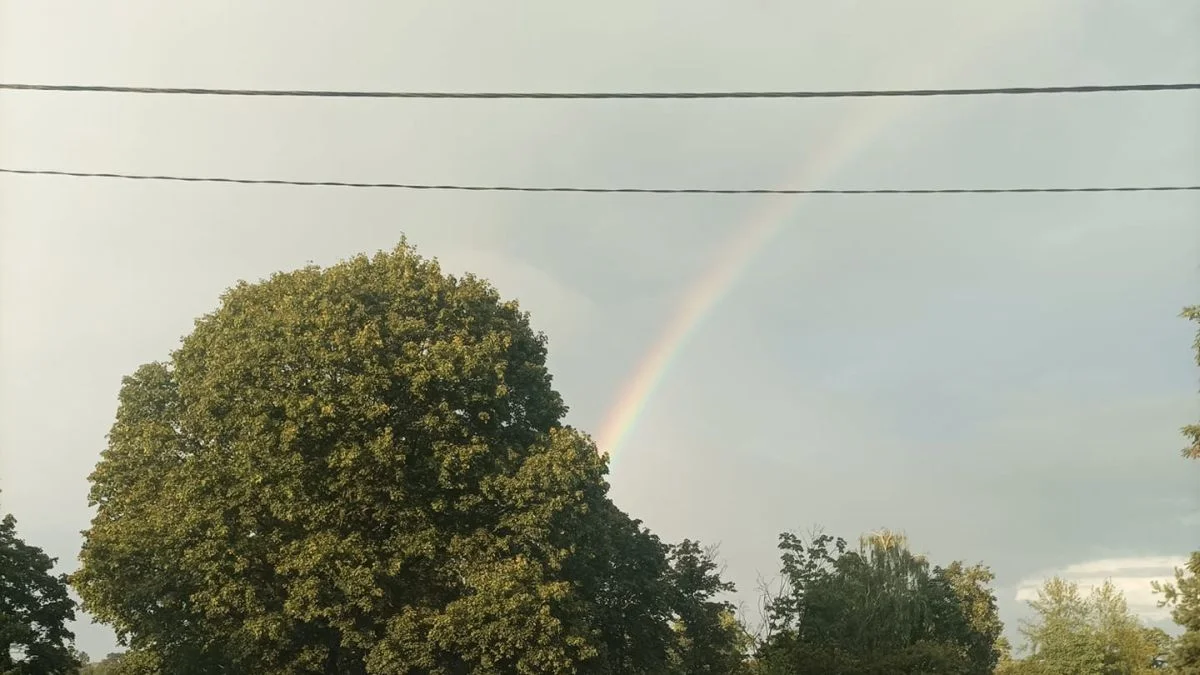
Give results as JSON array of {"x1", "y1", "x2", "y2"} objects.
[{"x1": 2, "y1": 0, "x2": 1198, "y2": 659}]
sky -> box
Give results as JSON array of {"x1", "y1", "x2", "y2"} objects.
[{"x1": 2, "y1": 0, "x2": 1198, "y2": 660}]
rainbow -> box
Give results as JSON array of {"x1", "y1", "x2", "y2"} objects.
[
  {"x1": 593, "y1": 101, "x2": 894, "y2": 456},
  {"x1": 591, "y1": 7, "x2": 1040, "y2": 458}
]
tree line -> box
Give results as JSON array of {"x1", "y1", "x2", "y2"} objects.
[{"x1": 2, "y1": 243, "x2": 1197, "y2": 674}]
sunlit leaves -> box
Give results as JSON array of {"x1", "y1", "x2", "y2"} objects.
[
  {"x1": 73, "y1": 242, "x2": 693, "y2": 673},
  {"x1": 1014, "y1": 577, "x2": 1161, "y2": 674}
]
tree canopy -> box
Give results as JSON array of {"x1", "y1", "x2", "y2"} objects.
[
  {"x1": 1002, "y1": 577, "x2": 1166, "y2": 674},
  {"x1": 663, "y1": 539, "x2": 751, "y2": 674},
  {"x1": 72, "y1": 243, "x2": 738, "y2": 673},
  {"x1": 0, "y1": 501, "x2": 80, "y2": 674},
  {"x1": 754, "y1": 529, "x2": 1003, "y2": 674},
  {"x1": 58, "y1": 246, "x2": 1199, "y2": 674}
]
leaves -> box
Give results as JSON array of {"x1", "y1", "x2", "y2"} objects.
[
  {"x1": 1182, "y1": 306, "x2": 1200, "y2": 459},
  {"x1": 0, "y1": 507, "x2": 80, "y2": 674},
  {"x1": 61, "y1": 257, "x2": 1198, "y2": 673},
  {"x1": 1015, "y1": 577, "x2": 1162, "y2": 674},
  {"x1": 664, "y1": 540, "x2": 749, "y2": 674},
  {"x1": 937, "y1": 562, "x2": 1006, "y2": 674},
  {"x1": 73, "y1": 243, "x2": 683, "y2": 673},
  {"x1": 756, "y1": 529, "x2": 1000, "y2": 674},
  {"x1": 1158, "y1": 305, "x2": 1200, "y2": 671},
  {"x1": 1153, "y1": 552, "x2": 1200, "y2": 670}
]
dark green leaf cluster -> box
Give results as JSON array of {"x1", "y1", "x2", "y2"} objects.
[
  {"x1": 663, "y1": 540, "x2": 751, "y2": 674},
  {"x1": 0, "y1": 506, "x2": 80, "y2": 674},
  {"x1": 754, "y1": 530, "x2": 1002, "y2": 674}
]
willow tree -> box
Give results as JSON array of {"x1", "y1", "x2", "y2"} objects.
[{"x1": 72, "y1": 243, "x2": 684, "y2": 674}]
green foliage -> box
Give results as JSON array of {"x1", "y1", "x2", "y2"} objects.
[
  {"x1": 74, "y1": 248, "x2": 1200, "y2": 672},
  {"x1": 664, "y1": 540, "x2": 750, "y2": 674},
  {"x1": 1152, "y1": 305, "x2": 1200, "y2": 672},
  {"x1": 939, "y1": 561, "x2": 1006, "y2": 672},
  {"x1": 1014, "y1": 576, "x2": 1162, "y2": 674},
  {"x1": 754, "y1": 529, "x2": 1001, "y2": 674},
  {"x1": 0, "y1": 504, "x2": 80, "y2": 674},
  {"x1": 1153, "y1": 552, "x2": 1200, "y2": 671},
  {"x1": 71, "y1": 243, "x2": 707, "y2": 673},
  {"x1": 1182, "y1": 306, "x2": 1200, "y2": 460},
  {"x1": 78, "y1": 652, "x2": 126, "y2": 674},
  {"x1": 1142, "y1": 627, "x2": 1174, "y2": 670}
]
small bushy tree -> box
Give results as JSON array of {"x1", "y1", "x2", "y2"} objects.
[
  {"x1": 1011, "y1": 577, "x2": 1162, "y2": 674},
  {"x1": 0, "y1": 500, "x2": 80, "y2": 674}
]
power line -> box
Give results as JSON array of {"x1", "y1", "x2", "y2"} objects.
[
  {"x1": 2, "y1": 82, "x2": 1198, "y2": 100},
  {"x1": 2, "y1": 168, "x2": 1197, "y2": 195}
]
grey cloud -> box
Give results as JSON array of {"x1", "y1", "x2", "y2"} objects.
[{"x1": 2, "y1": 0, "x2": 1198, "y2": 659}]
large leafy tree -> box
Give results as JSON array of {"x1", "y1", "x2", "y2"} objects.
[
  {"x1": 1010, "y1": 577, "x2": 1162, "y2": 674},
  {"x1": 755, "y1": 529, "x2": 1001, "y2": 674},
  {"x1": 0, "y1": 500, "x2": 81, "y2": 674},
  {"x1": 72, "y1": 243, "x2": 688, "y2": 673}
]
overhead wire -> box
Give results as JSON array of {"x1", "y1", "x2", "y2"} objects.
[
  {"x1": 1, "y1": 168, "x2": 1196, "y2": 195},
  {"x1": 2, "y1": 81, "x2": 1196, "y2": 195},
  {"x1": 1, "y1": 82, "x2": 1198, "y2": 100}
]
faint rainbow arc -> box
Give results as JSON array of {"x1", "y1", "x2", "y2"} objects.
[
  {"x1": 593, "y1": 100, "x2": 895, "y2": 457},
  {"x1": 590, "y1": 0, "x2": 1050, "y2": 459}
]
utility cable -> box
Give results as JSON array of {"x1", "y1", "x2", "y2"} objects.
[
  {"x1": 2, "y1": 168, "x2": 1196, "y2": 195},
  {"x1": 2, "y1": 82, "x2": 1198, "y2": 100}
]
